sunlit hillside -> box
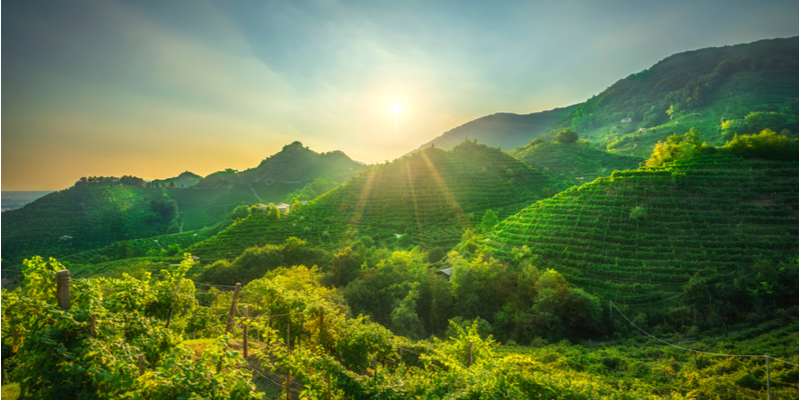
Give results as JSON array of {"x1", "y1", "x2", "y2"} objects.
[
  {"x1": 487, "y1": 153, "x2": 798, "y2": 311},
  {"x1": 187, "y1": 141, "x2": 568, "y2": 260}
]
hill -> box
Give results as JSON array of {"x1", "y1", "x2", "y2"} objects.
[
  {"x1": 150, "y1": 171, "x2": 202, "y2": 188},
  {"x1": 510, "y1": 139, "x2": 644, "y2": 183},
  {"x1": 485, "y1": 153, "x2": 798, "y2": 309},
  {"x1": 546, "y1": 37, "x2": 799, "y2": 155},
  {"x1": 188, "y1": 141, "x2": 569, "y2": 260},
  {"x1": 1, "y1": 181, "x2": 180, "y2": 267},
  {"x1": 412, "y1": 105, "x2": 578, "y2": 152},
  {"x1": 410, "y1": 38, "x2": 797, "y2": 159},
  {"x1": 171, "y1": 142, "x2": 368, "y2": 230}
]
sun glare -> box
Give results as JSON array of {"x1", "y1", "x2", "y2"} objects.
[{"x1": 392, "y1": 104, "x2": 401, "y2": 114}]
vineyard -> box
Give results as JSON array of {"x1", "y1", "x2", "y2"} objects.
[
  {"x1": 1, "y1": 183, "x2": 175, "y2": 268},
  {"x1": 2, "y1": 255, "x2": 796, "y2": 399},
  {"x1": 187, "y1": 141, "x2": 570, "y2": 261},
  {"x1": 487, "y1": 154, "x2": 798, "y2": 307},
  {"x1": 510, "y1": 139, "x2": 644, "y2": 183}
]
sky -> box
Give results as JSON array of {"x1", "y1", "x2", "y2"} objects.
[{"x1": 2, "y1": 0, "x2": 798, "y2": 190}]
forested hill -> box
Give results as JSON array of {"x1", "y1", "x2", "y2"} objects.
[
  {"x1": 412, "y1": 105, "x2": 578, "y2": 152},
  {"x1": 1, "y1": 143, "x2": 368, "y2": 267},
  {"x1": 485, "y1": 153, "x2": 798, "y2": 312},
  {"x1": 196, "y1": 141, "x2": 365, "y2": 188},
  {"x1": 150, "y1": 171, "x2": 202, "y2": 188},
  {"x1": 546, "y1": 37, "x2": 799, "y2": 153},
  {"x1": 161, "y1": 142, "x2": 368, "y2": 231},
  {"x1": 188, "y1": 141, "x2": 569, "y2": 260},
  {"x1": 412, "y1": 37, "x2": 798, "y2": 158},
  {"x1": 1, "y1": 182, "x2": 178, "y2": 267},
  {"x1": 510, "y1": 138, "x2": 644, "y2": 183}
]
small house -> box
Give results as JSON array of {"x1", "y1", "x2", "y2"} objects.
[
  {"x1": 59, "y1": 235, "x2": 73, "y2": 241},
  {"x1": 435, "y1": 268, "x2": 453, "y2": 280},
  {"x1": 276, "y1": 203, "x2": 290, "y2": 213},
  {"x1": 621, "y1": 118, "x2": 632, "y2": 123}
]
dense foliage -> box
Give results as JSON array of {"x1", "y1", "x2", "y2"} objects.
[{"x1": 3, "y1": 254, "x2": 796, "y2": 399}]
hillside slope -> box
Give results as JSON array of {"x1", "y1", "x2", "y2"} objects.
[
  {"x1": 164, "y1": 142, "x2": 368, "y2": 230},
  {"x1": 486, "y1": 154, "x2": 798, "y2": 307},
  {"x1": 151, "y1": 171, "x2": 202, "y2": 188},
  {"x1": 1, "y1": 183, "x2": 177, "y2": 267},
  {"x1": 510, "y1": 140, "x2": 644, "y2": 183},
  {"x1": 189, "y1": 141, "x2": 569, "y2": 260},
  {"x1": 410, "y1": 38, "x2": 797, "y2": 159},
  {"x1": 547, "y1": 37, "x2": 799, "y2": 155},
  {"x1": 413, "y1": 105, "x2": 578, "y2": 152}
]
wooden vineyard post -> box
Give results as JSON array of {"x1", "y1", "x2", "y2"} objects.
[
  {"x1": 765, "y1": 354, "x2": 771, "y2": 400},
  {"x1": 56, "y1": 270, "x2": 71, "y2": 310},
  {"x1": 243, "y1": 305, "x2": 249, "y2": 360},
  {"x1": 225, "y1": 283, "x2": 242, "y2": 334},
  {"x1": 286, "y1": 324, "x2": 291, "y2": 350},
  {"x1": 214, "y1": 292, "x2": 219, "y2": 336},
  {"x1": 467, "y1": 340, "x2": 473, "y2": 368},
  {"x1": 165, "y1": 277, "x2": 182, "y2": 329},
  {"x1": 90, "y1": 313, "x2": 97, "y2": 337},
  {"x1": 318, "y1": 310, "x2": 324, "y2": 346},
  {"x1": 138, "y1": 354, "x2": 145, "y2": 376},
  {"x1": 285, "y1": 365, "x2": 291, "y2": 400},
  {"x1": 326, "y1": 374, "x2": 331, "y2": 400}
]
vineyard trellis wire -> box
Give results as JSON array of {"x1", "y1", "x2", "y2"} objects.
[{"x1": 611, "y1": 300, "x2": 798, "y2": 367}]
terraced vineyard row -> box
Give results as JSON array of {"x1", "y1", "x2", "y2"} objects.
[
  {"x1": 189, "y1": 142, "x2": 570, "y2": 260},
  {"x1": 488, "y1": 154, "x2": 798, "y2": 303},
  {"x1": 1, "y1": 183, "x2": 170, "y2": 266}
]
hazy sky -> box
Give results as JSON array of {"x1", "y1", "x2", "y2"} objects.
[{"x1": 3, "y1": 0, "x2": 797, "y2": 190}]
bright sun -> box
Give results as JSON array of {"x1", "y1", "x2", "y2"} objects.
[{"x1": 392, "y1": 104, "x2": 401, "y2": 114}]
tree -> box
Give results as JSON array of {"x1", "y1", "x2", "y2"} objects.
[
  {"x1": 529, "y1": 137, "x2": 546, "y2": 146},
  {"x1": 480, "y1": 209, "x2": 499, "y2": 233},
  {"x1": 645, "y1": 128, "x2": 711, "y2": 167},
  {"x1": 554, "y1": 129, "x2": 579, "y2": 144},
  {"x1": 722, "y1": 129, "x2": 798, "y2": 161}
]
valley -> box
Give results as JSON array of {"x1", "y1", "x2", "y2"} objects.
[{"x1": 1, "y1": 37, "x2": 797, "y2": 399}]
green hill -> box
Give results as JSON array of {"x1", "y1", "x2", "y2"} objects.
[
  {"x1": 1, "y1": 182, "x2": 179, "y2": 267},
  {"x1": 151, "y1": 171, "x2": 202, "y2": 188},
  {"x1": 412, "y1": 105, "x2": 579, "y2": 152},
  {"x1": 547, "y1": 37, "x2": 798, "y2": 155},
  {"x1": 172, "y1": 142, "x2": 368, "y2": 230},
  {"x1": 411, "y1": 38, "x2": 797, "y2": 159},
  {"x1": 485, "y1": 154, "x2": 798, "y2": 309},
  {"x1": 189, "y1": 141, "x2": 569, "y2": 260},
  {"x1": 510, "y1": 139, "x2": 644, "y2": 183}
]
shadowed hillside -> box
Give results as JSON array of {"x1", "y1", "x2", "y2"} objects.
[
  {"x1": 412, "y1": 105, "x2": 579, "y2": 152},
  {"x1": 171, "y1": 142, "x2": 368, "y2": 230},
  {"x1": 510, "y1": 139, "x2": 644, "y2": 183}
]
